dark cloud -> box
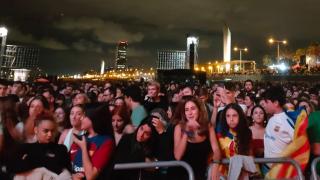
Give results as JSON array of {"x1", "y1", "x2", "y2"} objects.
[
  {"x1": 1, "y1": 0, "x2": 320, "y2": 74},
  {"x1": 54, "y1": 17, "x2": 144, "y2": 43},
  {"x1": 7, "y1": 27, "x2": 68, "y2": 50}
]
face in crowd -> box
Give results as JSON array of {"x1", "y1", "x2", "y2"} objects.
[
  {"x1": 216, "y1": 86, "x2": 235, "y2": 105},
  {"x1": 35, "y1": 120, "x2": 56, "y2": 143},
  {"x1": 0, "y1": 83, "x2": 8, "y2": 97},
  {"x1": 112, "y1": 114, "x2": 124, "y2": 133},
  {"x1": 54, "y1": 107, "x2": 66, "y2": 123},
  {"x1": 184, "y1": 100, "x2": 200, "y2": 123},
  {"x1": 29, "y1": 99, "x2": 45, "y2": 117},
  {"x1": 73, "y1": 93, "x2": 87, "y2": 106},
  {"x1": 115, "y1": 98, "x2": 125, "y2": 107},
  {"x1": 182, "y1": 87, "x2": 193, "y2": 97},
  {"x1": 225, "y1": 107, "x2": 239, "y2": 129},
  {"x1": 97, "y1": 93, "x2": 104, "y2": 102},
  {"x1": 262, "y1": 99, "x2": 277, "y2": 115},
  {"x1": 103, "y1": 89, "x2": 114, "y2": 102},
  {"x1": 64, "y1": 86, "x2": 73, "y2": 96},
  {"x1": 245, "y1": 81, "x2": 253, "y2": 92},
  {"x1": 136, "y1": 124, "x2": 152, "y2": 142},
  {"x1": 70, "y1": 106, "x2": 84, "y2": 128},
  {"x1": 80, "y1": 116, "x2": 92, "y2": 132},
  {"x1": 244, "y1": 95, "x2": 254, "y2": 107},
  {"x1": 147, "y1": 85, "x2": 159, "y2": 98},
  {"x1": 251, "y1": 106, "x2": 265, "y2": 125}
]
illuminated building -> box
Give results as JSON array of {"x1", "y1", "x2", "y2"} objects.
[
  {"x1": 186, "y1": 35, "x2": 199, "y2": 70},
  {"x1": 115, "y1": 41, "x2": 128, "y2": 69},
  {"x1": 157, "y1": 50, "x2": 186, "y2": 70}
]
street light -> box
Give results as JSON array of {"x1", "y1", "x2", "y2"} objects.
[
  {"x1": 0, "y1": 27, "x2": 8, "y2": 78},
  {"x1": 268, "y1": 38, "x2": 287, "y2": 64},
  {"x1": 0, "y1": 27, "x2": 8, "y2": 37},
  {"x1": 208, "y1": 65, "x2": 213, "y2": 74},
  {"x1": 234, "y1": 47, "x2": 248, "y2": 72}
]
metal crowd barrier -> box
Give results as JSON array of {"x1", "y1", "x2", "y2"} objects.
[
  {"x1": 114, "y1": 160, "x2": 195, "y2": 180},
  {"x1": 311, "y1": 157, "x2": 320, "y2": 180},
  {"x1": 207, "y1": 157, "x2": 304, "y2": 180}
]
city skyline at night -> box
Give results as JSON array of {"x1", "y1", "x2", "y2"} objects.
[{"x1": 1, "y1": 0, "x2": 320, "y2": 75}]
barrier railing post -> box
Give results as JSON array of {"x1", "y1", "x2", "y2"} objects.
[
  {"x1": 311, "y1": 157, "x2": 320, "y2": 180},
  {"x1": 207, "y1": 157, "x2": 304, "y2": 180},
  {"x1": 114, "y1": 160, "x2": 194, "y2": 180}
]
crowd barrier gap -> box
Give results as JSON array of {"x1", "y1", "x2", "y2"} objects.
[
  {"x1": 311, "y1": 157, "x2": 320, "y2": 180},
  {"x1": 207, "y1": 157, "x2": 304, "y2": 180},
  {"x1": 114, "y1": 160, "x2": 194, "y2": 180}
]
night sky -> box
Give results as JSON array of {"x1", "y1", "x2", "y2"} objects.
[{"x1": 1, "y1": 0, "x2": 319, "y2": 75}]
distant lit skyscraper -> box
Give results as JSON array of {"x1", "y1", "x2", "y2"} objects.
[
  {"x1": 186, "y1": 35, "x2": 199, "y2": 70},
  {"x1": 115, "y1": 41, "x2": 128, "y2": 69},
  {"x1": 157, "y1": 50, "x2": 186, "y2": 70}
]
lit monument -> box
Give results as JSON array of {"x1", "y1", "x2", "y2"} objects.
[
  {"x1": 0, "y1": 27, "x2": 8, "y2": 74},
  {"x1": 186, "y1": 35, "x2": 199, "y2": 70},
  {"x1": 100, "y1": 60, "x2": 105, "y2": 75},
  {"x1": 223, "y1": 25, "x2": 231, "y2": 72}
]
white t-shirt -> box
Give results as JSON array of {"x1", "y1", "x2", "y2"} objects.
[{"x1": 264, "y1": 112, "x2": 294, "y2": 159}]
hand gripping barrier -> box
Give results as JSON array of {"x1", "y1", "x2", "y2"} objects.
[
  {"x1": 114, "y1": 160, "x2": 195, "y2": 180},
  {"x1": 311, "y1": 157, "x2": 320, "y2": 180},
  {"x1": 207, "y1": 157, "x2": 304, "y2": 180}
]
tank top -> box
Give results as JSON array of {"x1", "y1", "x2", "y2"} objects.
[
  {"x1": 63, "y1": 129, "x2": 73, "y2": 151},
  {"x1": 182, "y1": 138, "x2": 212, "y2": 180}
]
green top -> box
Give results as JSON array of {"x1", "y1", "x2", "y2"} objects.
[
  {"x1": 307, "y1": 111, "x2": 320, "y2": 143},
  {"x1": 131, "y1": 104, "x2": 148, "y2": 127},
  {"x1": 307, "y1": 111, "x2": 320, "y2": 174}
]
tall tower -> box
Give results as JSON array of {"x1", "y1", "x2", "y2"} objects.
[
  {"x1": 186, "y1": 35, "x2": 199, "y2": 70},
  {"x1": 0, "y1": 27, "x2": 8, "y2": 78},
  {"x1": 115, "y1": 41, "x2": 128, "y2": 69},
  {"x1": 100, "y1": 60, "x2": 105, "y2": 75},
  {"x1": 223, "y1": 24, "x2": 231, "y2": 72}
]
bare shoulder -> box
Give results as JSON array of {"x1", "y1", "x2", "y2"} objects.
[
  {"x1": 61, "y1": 128, "x2": 71, "y2": 136},
  {"x1": 174, "y1": 124, "x2": 183, "y2": 135},
  {"x1": 175, "y1": 124, "x2": 182, "y2": 131},
  {"x1": 58, "y1": 128, "x2": 71, "y2": 143}
]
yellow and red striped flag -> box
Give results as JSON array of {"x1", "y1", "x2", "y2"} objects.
[{"x1": 266, "y1": 107, "x2": 310, "y2": 178}]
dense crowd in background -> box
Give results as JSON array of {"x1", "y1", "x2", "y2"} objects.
[{"x1": 0, "y1": 78, "x2": 320, "y2": 180}]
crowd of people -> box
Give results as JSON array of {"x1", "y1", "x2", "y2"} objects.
[{"x1": 0, "y1": 78, "x2": 319, "y2": 180}]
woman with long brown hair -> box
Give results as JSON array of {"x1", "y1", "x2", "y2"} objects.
[{"x1": 174, "y1": 97, "x2": 221, "y2": 180}]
